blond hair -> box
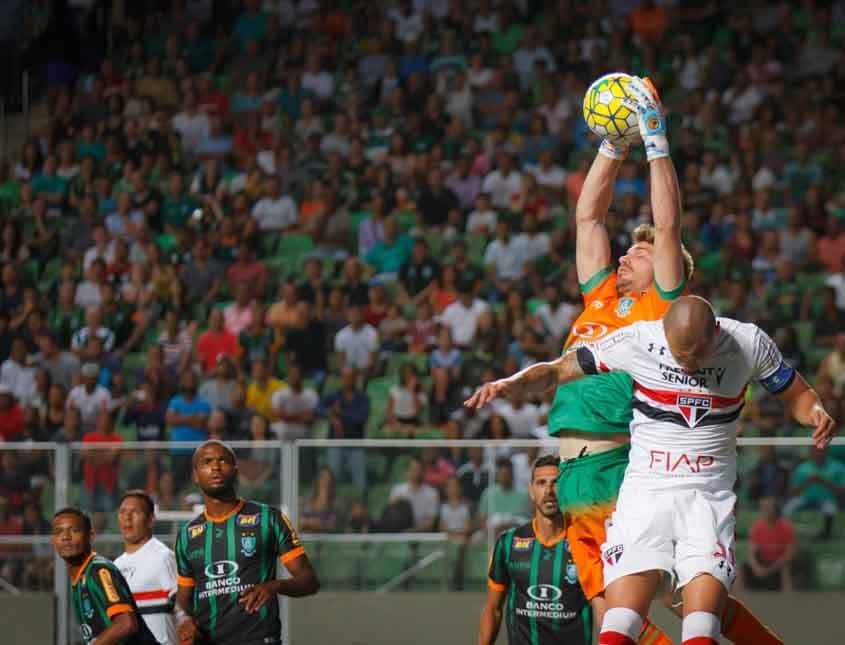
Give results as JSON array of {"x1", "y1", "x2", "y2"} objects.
[{"x1": 631, "y1": 223, "x2": 695, "y2": 281}]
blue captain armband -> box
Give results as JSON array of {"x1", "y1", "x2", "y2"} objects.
[{"x1": 759, "y1": 361, "x2": 796, "y2": 395}]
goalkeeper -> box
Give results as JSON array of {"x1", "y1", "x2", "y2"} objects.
[{"x1": 549, "y1": 76, "x2": 782, "y2": 645}]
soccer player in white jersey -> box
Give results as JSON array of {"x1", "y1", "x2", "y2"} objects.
[
  {"x1": 466, "y1": 296, "x2": 836, "y2": 645},
  {"x1": 115, "y1": 491, "x2": 180, "y2": 645}
]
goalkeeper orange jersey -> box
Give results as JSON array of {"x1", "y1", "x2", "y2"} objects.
[{"x1": 563, "y1": 266, "x2": 683, "y2": 352}]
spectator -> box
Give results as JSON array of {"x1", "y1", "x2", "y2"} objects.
[
  {"x1": 421, "y1": 446, "x2": 456, "y2": 492},
  {"x1": 335, "y1": 305, "x2": 379, "y2": 376},
  {"x1": 0, "y1": 337, "x2": 36, "y2": 405},
  {"x1": 245, "y1": 357, "x2": 286, "y2": 419},
  {"x1": 81, "y1": 409, "x2": 123, "y2": 532},
  {"x1": 743, "y1": 498, "x2": 796, "y2": 592},
  {"x1": 457, "y1": 447, "x2": 490, "y2": 508},
  {"x1": 223, "y1": 284, "x2": 256, "y2": 337},
  {"x1": 226, "y1": 242, "x2": 268, "y2": 298},
  {"x1": 438, "y1": 278, "x2": 490, "y2": 349},
  {"x1": 196, "y1": 308, "x2": 240, "y2": 374},
  {"x1": 199, "y1": 355, "x2": 238, "y2": 412},
  {"x1": 284, "y1": 301, "x2": 328, "y2": 384},
  {"x1": 165, "y1": 371, "x2": 211, "y2": 486},
  {"x1": 66, "y1": 363, "x2": 111, "y2": 432},
  {"x1": 815, "y1": 332, "x2": 845, "y2": 396},
  {"x1": 300, "y1": 467, "x2": 339, "y2": 533},
  {"x1": 158, "y1": 309, "x2": 195, "y2": 375},
  {"x1": 237, "y1": 414, "x2": 275, "y2": 493},
  {"x1": 484, "y1": 218, "x2": 528, "y2": 290},
  {"x1": 251, "y1": 175, "x2": 298, "y2": 232},
  {"x1": 386, "y1": 362, "x2": 428, "y2": 435},
  {"x1": 365, "y1": 217, "x2": 413, "y2": 279},
  {"x1": 271, "y1": 364, "x2": 318, "y2": 440},
  {"x1": 181, "y1": 238, "x2": 223, "y2": 307},
  {"x1": 35, "y1": 332, "x2": 80, "y2": 391},
  {"x1": 783, "y1": 448, "x2": 845, "y2": 539},
  {"x1": 0, "y1": 385, "x2": 23, "y2": 441},
  {"x1": 748, "y1": 446, "x2": 790, "y2": 503},
  {"x1": 398, "y1": 237, "x2": 440, "y2": 305},
  {"x1": 71, "y1": 306, "x2": 116, "y2": 356},
  {"x1": 389, "y1": 456, "x2": 439, "y2": 532},
  {"x1": 482, "y1": 151, "x2": 522, "y2": 210},
  {"x1": 466, "y1": 192, "x2": 498, "y2": 237},
  {"x1": 478, "y1": 457, "x2": 530, "y2": 534},
  {"x1": 322, "y1": 368, "x2": 369, "y2": 491}
]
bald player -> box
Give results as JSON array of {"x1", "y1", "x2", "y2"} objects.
[
  {"x1": 541, "y1": 77, "x2": 780, "y2": 645},
  {"x1": 467, "y1": 296, "x2": 835, "y2": 645}
]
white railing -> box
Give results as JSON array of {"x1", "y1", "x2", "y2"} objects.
[{"x1": 1, "y1": 435, "x2": 842, "y2": 645}]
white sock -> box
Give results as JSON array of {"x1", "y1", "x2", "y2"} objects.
[
  {"x1": 600, "y1": 606, "x2": 643, "y2": 640},
  {"x1": 682, "y1": 611, "x2": 720, "y2": 643}
]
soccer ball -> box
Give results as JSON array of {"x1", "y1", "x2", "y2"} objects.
[{"x1": 582, "y1": 73, "x2": 640, "y2": 142}]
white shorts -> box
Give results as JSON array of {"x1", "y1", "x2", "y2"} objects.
[{"x1": 601, "y1": 483, "x2": 737, "y2": 593}]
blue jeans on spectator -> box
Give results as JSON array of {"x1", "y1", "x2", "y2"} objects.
[{"x1": 327, "y1": 447, "x2": 366, "y2": 493}]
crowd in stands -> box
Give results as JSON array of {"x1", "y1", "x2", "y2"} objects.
[{"x1": 2, "y1": 0, "x2": 845, "y2": 591}]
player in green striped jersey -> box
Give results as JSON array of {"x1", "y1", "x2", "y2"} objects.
[
  {"x1": 479, "y1": 455, "x2": 593, "y2": 645},
  {"x1": 175, "y1": 440, "x2": 319, "y2": 645},
  {"x1": 52, "y1": 507, "x2": 158, "y2": 645}
]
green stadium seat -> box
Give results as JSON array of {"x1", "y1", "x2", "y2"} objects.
[
  {"x1": 396, "y1": 211, "x2": 418, "y2": 233},
  {"x1": 314, "y1": 543, "x2": 365, "y2": 590},
  {"x1": 366, "y1": 543, "x2": 409, "y2": 587},
  {"x1": 465, "y1": 543, "x2": 493, "y2": 590},
  {"x1": 811, "y1": 544, "x2": 845, "y2": 590},
  {"x1": 366, "y1": 483, "x2": 393, "y2": 519}
]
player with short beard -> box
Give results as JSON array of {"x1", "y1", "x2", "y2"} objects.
[{"x1": 479, "y1": 455, "x2": 592, "y2": 645}]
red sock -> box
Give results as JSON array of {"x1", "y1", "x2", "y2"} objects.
[
  {"x1": 683, "y1": 639, "x2": 717, "y2": 645},
  {"x1": 599, "y1": 633, "x2": 636, "y2": 645},
  {"x1": 639, "y1": 617, "x2": 673, "y2": 644},
  {"x1": 721, "y1": 595, "x2": 784, "y2": 645}
]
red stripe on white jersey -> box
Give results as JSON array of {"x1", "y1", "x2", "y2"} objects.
[
  {"x1": 634, "y1": 382, "x2": 746, "y2": 408},
  {"x1": 132, "y1": 589, "x2": 170, "y2": 601}
]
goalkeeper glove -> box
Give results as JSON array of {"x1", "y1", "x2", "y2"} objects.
[
  {"x1": 626, "y1": 76, "x2": 669, "y2": 161},
  {"x1": 598, "y1": 138, "x2": 629, "y2": 161}
]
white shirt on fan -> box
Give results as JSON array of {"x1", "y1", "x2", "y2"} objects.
[{"x1": 115, "y1": 537, "x2": 178, "y2": 645}]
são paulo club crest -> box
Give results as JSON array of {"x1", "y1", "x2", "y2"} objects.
[
  {"x1": 604, "y1": 545, "x2": 623, "y2": 566},
  {"x1": 677, "y1": 394, "x2": 713, "y2": 427}
]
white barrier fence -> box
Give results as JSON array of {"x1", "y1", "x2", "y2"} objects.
[{"x1": 0, "y1": 436, "x2": 841, "y2": 644}]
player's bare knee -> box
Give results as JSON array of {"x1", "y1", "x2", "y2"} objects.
[{"x1": 680, "y1": 574, "x2": 727, "y2": 616}]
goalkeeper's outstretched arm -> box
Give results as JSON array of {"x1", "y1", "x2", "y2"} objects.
[
  {"x1": 575, "y1": 151, "x2": 622, "y2": 286},
  {"x1": 627, "y1": 77, "x2": 686, "y2": 294}
]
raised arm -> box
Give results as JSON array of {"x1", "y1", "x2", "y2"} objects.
[
  {"x1": 574, "y1": 153, "x2": 619, "y2": 285},
  {"x1": 464, "y1": 349, "x2": 587, "y2": 410},
  {"x1": 627, "y1": 77, "x2": 686, "y2": 293}
]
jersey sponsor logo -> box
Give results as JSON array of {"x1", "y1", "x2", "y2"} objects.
[
  {"x1": 188, "y1": 524, "x2": 205, "y2": 539},
  {"x1": 98, "y1": 569, "x2": 121, "y2": 603},
  {"x1": 658, "y1": 362, "x2": 727, "y2": 387},
  {"x1": 204, "y1": 560, "x2": 240, "y2": 579},
  {"x1": 119, "y1": 565, "x2": 135, "y2": 580},
  {"x1": 241, "y1": 533, "x2": 257, "y2": 557},
  {"x1": 199, "y1": 560, "x2": 249, "y2": 600},
  {"x1": 80, "y1": 624, "x2": 93, "y2": 641},
  {"x1": 590, "y1": 300, "x2": 604, "y2": 309},
  {"x1": 512, "y1": 537, "x2": 534, "y2": 551},
  {"x1": 649, "y1": 450, "x2": 715, "y2": 473},
  {"x1": 677, "y1": 394, "x2": 713, "y2": 427},
  {"x1": 598, "y1": 330, "x2": 631, "y2": 352},
  {"x1": 614, "y1": 297, "x2": 634, "y2": 318},
  {"x1": 238, "y1": 513, "x2": 259, "y2": 527},
  {"x1": 604, "y1": 544, "x2": 623, "y2": 565},
  {"x1": 571, "y1": 322, "x2": 608, "y2": 340},
  {"x1": 527, "y1": 584, "x2": 562, "y2": 601},
  {"x1": 565, "y1": 562, "x2": 578, "y2": 585},
  {"x1": 187, "y1": 548, "x2": 203, "y2": 560},
  {"x1": 82, "y1": 595, "x2": 94, "y2": 619}
]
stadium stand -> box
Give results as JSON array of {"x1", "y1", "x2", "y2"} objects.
[{"x1": 1, "y1": 0, "x2": 845, "y2": 595}]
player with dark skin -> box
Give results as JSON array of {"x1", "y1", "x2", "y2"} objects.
[
  {"x1": 53, "y1": 511, "x2": 142, "y2": 644},
  {"x1": 176, "y1": 441, "x2": 320, "y2": 643}
]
